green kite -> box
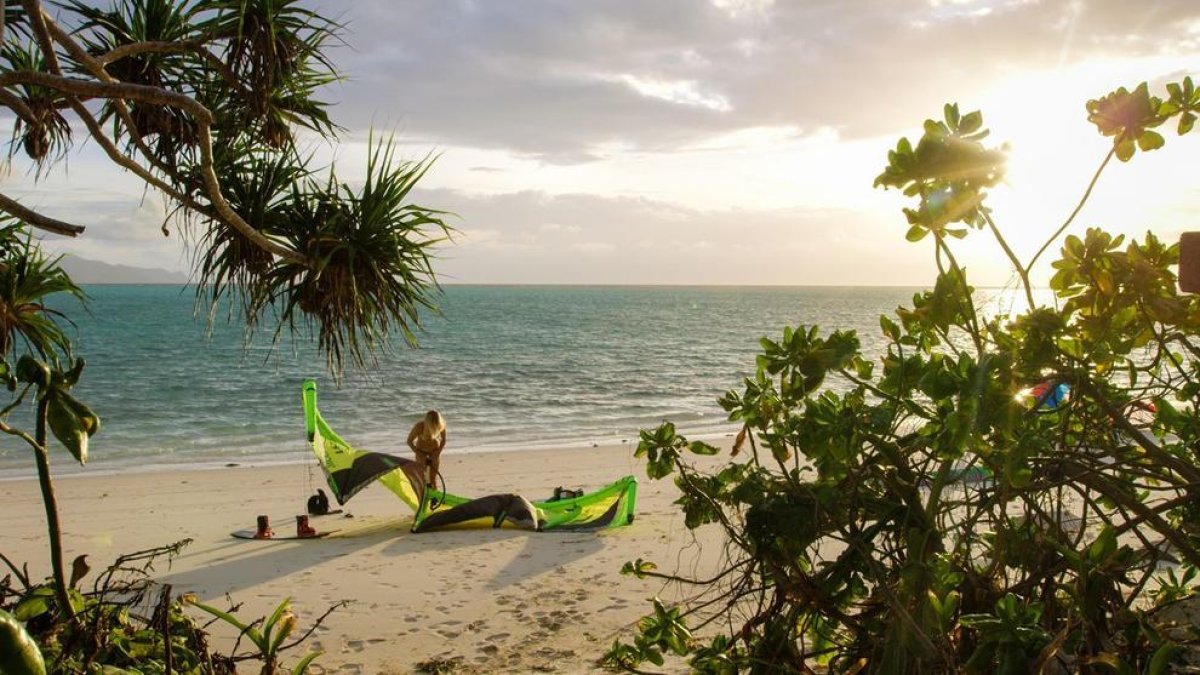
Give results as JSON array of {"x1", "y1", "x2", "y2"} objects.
[{"x1": 303, "y1": 379, "x2": 637, "y2": 532}]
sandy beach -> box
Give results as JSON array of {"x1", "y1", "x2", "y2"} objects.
[{"x1": 2, "y1": 442, "x2": 729, "y2": 674}]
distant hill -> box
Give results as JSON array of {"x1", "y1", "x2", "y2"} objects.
[{"x1": 58, "y1": 255, "x2": 189, "y2": 285}]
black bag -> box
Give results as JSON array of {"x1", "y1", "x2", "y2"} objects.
[{"x1": 306, "y1": 488, "x2": 330, "y2": 515}]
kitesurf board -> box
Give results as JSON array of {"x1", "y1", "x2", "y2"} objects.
[
  {"x1": 230, "y1": 510, "x2": 345, "y2": 540},
  {"x1": 231, "y1": 529, "x2": 336, "y2": 540}
]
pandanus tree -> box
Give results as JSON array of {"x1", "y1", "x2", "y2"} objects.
[
  {"x1": 0, "y1": 0, "x2": 449, "y2": 625},
  {"x1": 0, "y1": 0, "x2": 450, "y2": 373},
  {"x1": 611, "y1": 78, "x2": 1200, "y2": 673}
]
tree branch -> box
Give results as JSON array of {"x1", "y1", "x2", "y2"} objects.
[
  {"x1": 196, "y1": 124, "x2": 306, "y2": 264},
  {"x1": 0, "y1": 192, "x2": 85, "y2": 236},
  {"x1": 20, "y1": 0, "x2": 62, "y2": 76},
  {"x1": 0, "y1": 70, "x2": 213, "y2": 123},
  {"x1": 1028, "y1": 147, "x2": 1116, "y2": 272},
  {"x1": 38, "y1": 12, "x2": 189, "y2": 182},
  {"x1": 32, "y1": 12, "x2": 307, "y2": 265},
  {"x1": 96, "y1": 39, "x2": 245, "y2": 94},
  {"x1": 62, "y1": 92, "x2": 217, "y2": 219},
  {"x1": 96, "y1": 40, "x2": 198, "y2": 67},
  {"x1": 0, "y1": 88, "x2": 36, "y2": 124}
]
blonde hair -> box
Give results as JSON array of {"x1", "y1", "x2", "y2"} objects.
[{"x1": 421, "y1": 410, "x2": 445, "y2": 437}]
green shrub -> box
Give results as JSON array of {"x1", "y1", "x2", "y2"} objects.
[{"x1": 611, "y1": 78, "x2": 1200, "y2": 674}]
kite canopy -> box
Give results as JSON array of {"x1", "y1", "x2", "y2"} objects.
[{"x1": 302, "y1": 379, "x2": 637, "y2": 532}]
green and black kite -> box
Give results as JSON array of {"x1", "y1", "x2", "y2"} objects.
[{"x1": 303, "y1": 380, "x2": 637, "y2": 533}]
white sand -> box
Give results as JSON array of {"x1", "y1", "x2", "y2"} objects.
[{"x1": 1, "y1": 443, "x2": 730, "y2": 674}]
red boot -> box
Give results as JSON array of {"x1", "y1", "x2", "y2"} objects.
[
  {"x1": 296, "y1": 514, "x2": 318, "y2": 538},
  {"x1": 253, "y1": 515, "x2": 273, "y2": 539}
]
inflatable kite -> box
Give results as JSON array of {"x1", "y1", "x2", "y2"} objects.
[{"x1": 302, "y1": 380, "x2": 637, "y2": 533}]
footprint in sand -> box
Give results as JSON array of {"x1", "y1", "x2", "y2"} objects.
[{"x1": 344, "y1": 640, "x2": 365, "y2": 652}]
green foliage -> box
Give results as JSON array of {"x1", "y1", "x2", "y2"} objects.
[
  {"x1": 263, "y1": 136, "x2": 452, "y2": 374},
  {"x1": 0, "y1": 223, "x2": 84, "y2": 361},
  {"x1": 1087, "y1": 83, "x2": 1167, "y2": 161},
  {"x1": 960, "y1": 595, "x2": 1049, "y2": 675},
  {"x1": 874, "y1": 103, "x2": 1005, "y2": 239},
  {"x1": 0, "y1": 608, "x2": 47, "y2": 675},
  {"x1": 186, "y1": 595, "x2": 325, "y2": 673},
  {"x1": 1151, "y1": 565, "x2": 1199, "y2": 607},
  {"x1": 0, "y1": 541, "x2": 333, "y2": 674},
  {"x1": 616, "y1": 78, "x2": 1200, "y2": 673},
  {"x1": 1161, "y1": 76, "x2": 1200, "y2": 135},
  {"x1": 602, "y1": 598, "x2": 694, "y2": 670},
  {"x1": 0, "y1": 219, "x2": 94, "y2": 624},
  {"x1": 0, "y1": 39, "x2": 72, "y2": 165}
]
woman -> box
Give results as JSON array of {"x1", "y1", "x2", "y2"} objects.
[{"x1": 407, "y1": 410, "x2": 447, "y2": 489}]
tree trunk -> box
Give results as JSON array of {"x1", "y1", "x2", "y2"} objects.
[{"x1": 32, "y1": 396, "x2": 73, "y2": 619}]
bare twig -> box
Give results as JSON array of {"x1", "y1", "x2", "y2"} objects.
[
  {"x1": 278, "y1": 599, "x2": 351, "y2": 652},
  {"x1": 0, "y1": 551, "x2": 31, "y2": 588},
  {"x1": 1028, "y1": 147, "x2": 1116, "y2": 271}
]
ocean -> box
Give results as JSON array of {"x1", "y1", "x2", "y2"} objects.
[{"x1": 0, "y1": 285, "x2": 928, "y2": 478}]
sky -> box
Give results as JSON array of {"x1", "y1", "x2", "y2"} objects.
[{"x1": 5, "y1": 0, "x2": 1200, "y2": 286}]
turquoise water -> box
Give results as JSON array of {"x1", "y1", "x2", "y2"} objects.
[{"x1": 0, "y1": 285, "x2": 924, "y2": 477}]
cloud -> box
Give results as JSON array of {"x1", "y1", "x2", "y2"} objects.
[
  {"x1": 606, "y1": 74, "x2": 732, "y2": 112},
  {"x1": 6, "y1": 0, "x2": 1197, "y2": 287},
  {"x1": 318, "y1": 0, "x2": 1199, "y2": 162}
]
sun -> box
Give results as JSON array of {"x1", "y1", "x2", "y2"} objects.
[{"x1": 976, "y1": 69, "x2": 1115, "y2": 263}]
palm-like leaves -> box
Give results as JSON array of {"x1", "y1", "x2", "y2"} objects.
[
  {"x1": 0, "y1": 222, "x2": 85, "y2": 364},
  {"x1": 58, "y1": 0, "x2": 205, "y2": 162},
  {"x1": 192, "y1": 135, "x2": 451, "y2": 375},
  {"x1": 1, "y1": 41, "x2": 73, "y2": 165},
  {"x1": 261, "y1": 136, "x2": 451, "y2": 375},
  {"x1": 193, "y1": 142, "x2": 309, "y2": 320},
  {"x1": 196, "y1": 0, "x2": 342, "y2": 148}
]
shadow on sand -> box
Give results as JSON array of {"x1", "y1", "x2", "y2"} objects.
[{"x1": 156, "y1": 514, "x2": 612, "y2": 597}]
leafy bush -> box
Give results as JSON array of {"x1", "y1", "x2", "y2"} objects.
[
  {"x1": 0, "y1": 541, "x2": 336, "y2": 674},
  {"x1": 610, "y1": 78, "x2": 1200, "y2": 674}
]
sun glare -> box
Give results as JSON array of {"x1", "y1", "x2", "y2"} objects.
[
  {"x1": 975, "y1": 57, "x2": 1199, "y2": 275},
  {"x1": 979, "y1": 70, "x2": 1112, "y2": 259}
]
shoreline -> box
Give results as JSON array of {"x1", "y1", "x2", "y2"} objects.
[
  {"x1": 1, "y1": 441, "x2": 729, "y2": 673},
  {"x1": 0, "y1": 428, "x2": 740, "y2": 483}
]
